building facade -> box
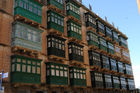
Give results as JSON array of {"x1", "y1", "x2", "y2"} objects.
[{"x1": 0, "y1": 0, "x2": 135, "y2": 93}]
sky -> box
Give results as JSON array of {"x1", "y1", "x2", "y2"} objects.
[{"x1": 83, "y1": 0, "x2": 140, "y2": 88}]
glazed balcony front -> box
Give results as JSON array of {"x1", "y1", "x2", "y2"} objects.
[
  {"x1": 118, "y1": 62, "x2": 124, "y2": 73},
  {"x1": 14, "y1": 0, "x2": 42, "y2": 23},
  {"x1": 47, "y1": 35, "x2": 65, "y2": 58},
  {"x1": 11, "y1": 55, "x2": 41, "y2": 84},
  {"x1": 47, "y1": 10, "x2": 64, "y2": 33},
  {"x1": 97, "y1": 21, "x2": 105, "y2": 36},
  {"x1": 105, "y1": 27, "x2": 113, "y2": 39},
  {"x1": 91, "y1": 72, "x2": 104, "y2": 88},
  {"x1": 104, "y1": 74, "x2": 113, "y2": 89},
  {"x1": 107, "y1": 42, "x2": 115, "y2": 54},
  {"x1": 113, "y1": 31, "x2": 119, "y2": 43},
  {"x1": 66, "y1": 0, "x2": 80, "y2": 20},
  {"x1": 89, "y1": 51, "x2": 101, "y2": 67},
  {"x1": 85, "y1": 12, "x2": 97, "y2": 29},
  {"x1": 47, "y1": 0, "x2": 64, "y2": 10},
  {"x1": 87, "y1": 31, "x2": 99, "y2": 48},
  {"x1": 99, "y1": 38, "x2": 107, "y2": 52},
  {"x1": 127, "y1": 79, "x2": 135, "y2": 90},
  {"x1": 68, "y1": 42, "x2": 83, "y2": 62},
  {"x1": 120, "y1": 77, "x2": 127, "y2": 90},
  {"x1": 67, "y1": 20, "x2": 82, "y2": 40},
  {"x1": 12, "y1": 21, "x2": 43, "y2": 51},
  {"x1": 110, "y1": 59, "x2": 118, "y2": 72},
  {"x1": 101, "y1": 55, "x2": 110, "y2": 70},
  {"x1": 46, "y1": 62, "x2": 68, "y2": 85},
  {"x1": 69, "y1": 67, "x2": 86, "y2": 87},
  {"x1": 112, "y1": 76, "x2": 120, "y2": 89},
  {"x1": 124, "y1": 64, "x2": 133, "y2": 75},
  {"x1": 119, "y1": 36, "x2": 128, "y2": 48}
]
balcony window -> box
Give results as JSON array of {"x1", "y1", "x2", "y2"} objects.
[
  {"x1": 97, "y1": 21, "x2": 105, "y2": 35},
  {"x1": 91, "y1": 72, "x2": 104, "y2": 88},
  {"x1": 67, "y1": 21, "x2": 81, "y2": 40},
  {"x1": 125, "y1": 64, "x2": 133, "y2": 75},
  {"x1": 115, "y1": 46, "x2": 121, "y2": 53},
  {"x1": 110, "y1": 59, "x2": 117, "y2": 71},
  {"x1": 47, "y1": 0, "x2": 64, "y2": 10},
  {"x1": 12, "y1": 22, "x2": 43, "y2": 51},
  {"x1": 113, "y1": 76, "x2": 120, "y2": 89},
  {"x1": 101, "y1": 55, "x2": 110, "y2": 69},
  {"x1": 89, "y1": 51, "x2": 101, "y2": 67},
  {"x1": 127, "y1": 79, "x2": 135, "y2": 90},
  {"x1": 85, "y1": 13, "x2": 97, "y2": 29},
  {"x1": 106, "y1": 27, "x2": 112, "y2": 39},
  {"x1": 99, "y1": 38, "x2": 107, "y2": 52},
  {"x1": 69, "y1": 67, "x2": 86, "y2": 87},
  {"x1": 122, "y1": 50, "x2": 130, "y2": 58},
  {"x1": 47, "y1": 36, "x2": 65, "y2": 57},
  {"x1": 68, "y1": 42, "x2": 83, "y2": 62},
  {"x1": 14, "y1": 0, "x2": 42, "y2": 23},
  {"x1": 120, "y1": 78, "x2": 127, "y2": 89},
  {"x1": 113, "y1": 31, "x2": 119, "y2": 43},
  {"x1": 11, "y1": 55, "x2": 41, "y2": 83},
  {"x1": 66, "y1": 1, "x2": 80, "y2": 20},
  {"x1": 119, "y1": 36, "x2": 128, "y2": 48},
  {"x1": 46, "y1": 62, "x2": 68, "y2": 85},
  {"x1": 107, "y1": 42, "x2": 114, "y2": 54},
  {"x1": 104, "y1": 74, "x2": 112, "y2": 88},
  {"x1": 87, "y1": 31, "x2": 99, "y2": 47},
  {"x1": 47, "y1": 11, "x2": 64, "y2": 33},
  {"x1": 118, "y1": 62, "x2": 124, "y2": 73}
]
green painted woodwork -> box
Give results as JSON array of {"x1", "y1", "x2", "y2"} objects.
[
  {"x1": 108, "y1": 49, "x2": 114, "y2": 54},
  {"x1": 12, "y1": 21, "x2": 43, "y2": 51},
  {"x1": 67, "y1": 10, "x2": 80, "y2": 20},
  {"x1": 100, "y1": 45, "x2": 107, "y2": 52},
  {"x1": 68, "y1": 31, "x2": 82, "y2": 40},
  {"x1": 48, "y1": 47, "x2": 65, "y2": 57},
  {"x1": 120, "y1": 42, "x2": 128, "y2": 48},
  {"x1": 14, "y1": 0, "x2": 42, "y2": 23},
  {"x1": 67, "y1": 21, "x2": 82, "y2": 40},
  {"x1": 47, "y1": 11, "x2": 64, "y2": 33},
  {"x1": 69, "y1": 67, "x2": 86, "y2": 87},
  {"x1": 88, "y1": 41, "x2": 99, "y2": 48},
  {"x1": 114, "y1": 83, "x2": 120, "y2": 89},
  {"x1": 66, "y1": 1, "x2": 80, "y2": 20},
  {"x1": 46, "y1": 62, "x2": 68, "y2": 85},
  {"x1": 11, "y1": 72, "x2": 41, "y2": 84},
  {"x1": 11, "y1": 55, "x2": 41, "y2": 84},
  {"x1": 47, "y1": 0, "x2": 64, "y2": 10}
]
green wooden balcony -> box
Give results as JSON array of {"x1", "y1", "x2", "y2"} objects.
[
  {"x1": 47, "y1": 10, "x2": 64, "y2": 33},
  {"x1": 11, "y1": 55, "x2": 41, "y2": 84},
  {"x1": 14, "y1": 0, "x2": 42, "y2": 23},
  {"x1": 100, "y1": 45, "x2": 107, "y2": 52},
  {"x1": 69, "y1": 67, "x2": 87, "y2": 87},
  {"x1": 47, "y1": 0, "x2": 64, "y2": 10},
  {"x1": 68, "y1": 31, "x2": 82, "y2": 40},
  {"x1": 46, "y1": 62, "x2": 68, "y2": 85},
  {"x1": 12, "y1": 21, "x2": 43, "y2": 51}
]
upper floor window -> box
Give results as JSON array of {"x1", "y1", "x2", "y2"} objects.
[
  {"x1": 106, "y1": 27, "x2": 112, "y2": 35},
  {"x1": 122, "y1": 50, "x2": 130, "y2": 58},
  {"x1": 120, "y1": 78, "x2": 126, "y2": 89},
  {"x1": 67, "y1": 21, "x2": 81, "y2": 35},
  {"x1": 108, "y1": 42, "x2": 114, "y2": 50},
  {"x1": 89, "y1": 51, "x2": 101, "y2": 66},
  {"x1": 113, "y1": 31, "x2": 119, "y2": 39},
  {"x1": 66, "y1": 2, "x2": 80, "y2": 15},
  {"x1": 120, "y1": 37, "x2": 127, "y2": 45},
  {"x1": 104, "y1": 74, "x2": 112, "y2": 84},
  {"x1": 94, "y1": 72, "x2": 103, "y2": 82},
  {"x1": 47, "y1": 36, "x2": 65, "y2": 51},
  {"x1": 68, "y1": 43, "x2": 83, "y2": 56},
  {"x1": 98, "y1": 21, "x2": 105, "y2": 30},
  {"x1": 47, "y1": 11, "x2": 64, "y2": 27},
  {"x1": 87, "y1": 32, "x2": 99, "y2": 43},
  {"x1": 110, "y1": 59, "x2": 117, "y2": 71},
  {"x1": 99, "y1": 38, "x2": 107, "y2": 47},
  {"x1": 125, "y1": 64, "x2": 133, "y2": 75},
  {"x1": 15, "y1": 0, "x2": 42, "y2": 16},
  {"x1": 115, "y1": 46, "x2": 120, "y2": 53},
  {"x1": 113, "y1": 76, "x2": 120, "y2": 84},
  {"x1": 85, "y1": 14, "x2": 96, "y2": 25},
  {"x1": 118, "y1": 62, "x2": 124, "y2": 73}
]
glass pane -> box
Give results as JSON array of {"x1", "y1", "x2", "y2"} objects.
[
  {"x1": 32, "y1": 66, "x2": 36, "y2": 73},
  {"x1": 37, "y1": 67, "x2": 40, "y2": 74},
  {"x1": 22, "y1": 64, "x2": 26, "y2": 72},
  {"x1": 16, "y1": 64, "x2": 21, "y2": 71},
  {"x1": 27, "y1": 65, "x2": 31, "y2": 73}
]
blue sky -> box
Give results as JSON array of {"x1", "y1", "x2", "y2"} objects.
[{"x1": 83, "y1": 0, "x2": 140, "y2": 88}]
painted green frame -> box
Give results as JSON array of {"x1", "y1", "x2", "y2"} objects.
[
  {"x1": 67, "y1": 20, "x2": 82, "y2": 40},
  {"x1": 11, "y1": 55, "x2": 41, "y2": 84},
  {"x1": 46, "y1": 62, "x2": 68, "y2": 85},
  {"x1": 69, "y1": 67, "x2": 87, "y2": 87},
  {"x1": 47, "y1": 10, "x2": 64, "y2": 33},
  {"x1": 12, "y1": 21, "x2": 43, "y2": 51},
  {"x1": 14, "y1": 0, "x2": 42, "y2": 23},
  {"x1": 47, "y1": 0, "x2": 64, "y2": 10}
]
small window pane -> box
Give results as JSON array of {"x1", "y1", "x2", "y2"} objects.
[
  {"x1": 22, "y1": 64, "x2": 26, "y2": 72},
  {"x1": 16, "y1": 64, "x2": 21, "y2": 71}
]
